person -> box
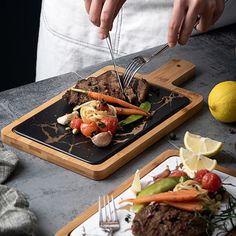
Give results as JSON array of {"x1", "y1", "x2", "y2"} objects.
[
  {"x1": 36, "y1": 0, "x2": 236, "y2": 82},
  {"x1": 84, "y1": 0, "x2": 225, "y2": 46}
]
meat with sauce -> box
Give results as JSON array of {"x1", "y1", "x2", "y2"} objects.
[
  {"x1": 63, "y1": 70, "x2": 149, "y2": 106},
  {"x1": 132, "y1": 204, "x2": 211, "y2": 236}
]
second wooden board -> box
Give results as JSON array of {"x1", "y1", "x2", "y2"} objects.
[{"x1": 55, "y1": 149, "x2": 236, "y2": 236}]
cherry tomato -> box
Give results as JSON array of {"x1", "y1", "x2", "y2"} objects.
[
  {"x1": 96, "y1": 100, "x2": 109, "y2": 111},
  {"x1": 98, "y1": 117, "x2": 118, "y2": 135},
  {"x1": 169, "y1": 170, "x2": 188, "y2": 177},
  {"x1": 70, "y1": 118, "x2": 82, "y2": 130},
  {"x1": 201, "y1": 172, "x2": 222, "y2": 192},
  {"x1": 194, "y1": 169, "x2": 210, "y2": 183},
  {"x1": 80, "y1": 121, "x2": 99, "y2": 137}
]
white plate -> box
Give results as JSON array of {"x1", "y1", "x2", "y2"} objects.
[{"x1": 71, "y1": 156, "x2": 236, "y2": 236}]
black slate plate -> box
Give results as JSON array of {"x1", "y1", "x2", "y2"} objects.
[{"x1": 13, "y1": 86, "x2": 189, "y2": 165}]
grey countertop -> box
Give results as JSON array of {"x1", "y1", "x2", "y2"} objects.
[{"x1": 1, "y1": 24, "x2": 236, "y2": 236}]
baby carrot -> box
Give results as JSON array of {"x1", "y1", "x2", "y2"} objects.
[
  {"x1": 115, "y1": 107, "x2": 150, "y2": 116},
  {"x1": 70, "y1": 87, "x2": 148, "y2": 113},
  {"x1": 164, "y1": 201, "x2": 203, "y2": 212},
  {"x1": 119, "y1": 189, "x2": 199, "y2": 204}
]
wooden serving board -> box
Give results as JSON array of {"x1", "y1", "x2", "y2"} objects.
[
  {"x1": 1, "y1": 59, "x2": 203, "y2": 180},
  {"x1": 55, "y1": 149, "x2": 236, "y2": 236}
]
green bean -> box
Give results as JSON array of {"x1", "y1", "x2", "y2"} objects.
[
  {"x1": 119, "y1": 101, "x2": 151, "y2": 126},
  {"x1": 132, "y1": 176, "x2": 189, "y2": 213}
]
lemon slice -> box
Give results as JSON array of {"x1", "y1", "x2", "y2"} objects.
[
  {"x1": 184, "y1": 131, "x2": 223, "y2": 157},
  {"x1": 179, "y1": 147, "x2": 217, "y2": 177},
  {"x1": 130, "y1": 170, "x2": 141, "y2": 193}
]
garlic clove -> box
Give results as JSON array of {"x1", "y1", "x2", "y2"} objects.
[
  {"x1": 72, "y1": 128, "x2": 79, "y2": 135},
  {"x1": 57, "y1": 114, "x2": 69, "y2": 125},
  {"x1": 91, "y1": 131, "x2": 112, "y2": 147},
  {"x1": 57, "y1": 111, "x2": 79, "y2": 125},
  {"x1": 130, "y1": 169, "x2": 142, "y2": 193}
]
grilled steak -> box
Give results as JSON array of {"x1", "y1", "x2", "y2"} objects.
[
  {"x1": 63, "y1": 71, "x2": 149, "y2": 106},
  {"x1": 124, "y1": 86, "x2": 137, "y2": 104},
  {"x1": 137, "y1": 78, "x2": 149, "y2": 102},
  {"x1": 132, "y1": 204, "x2": 211, "y2": 236}
]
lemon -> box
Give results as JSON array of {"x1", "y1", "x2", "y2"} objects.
[
  {"x1": 179, "y1": 147, "x2": 217, "y2": 177},
  {"x1": 208, "y1": 81, "x2": 236, "y2": 123},
  {"x1": 130, "y1": 169, "x2": 141, "y2": 193},
  {"x1": 184, "y1": 131, "x2": 223, "y2": 157}
]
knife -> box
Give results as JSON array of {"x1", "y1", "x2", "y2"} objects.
[{"x1": 106, "y1": 33, "x2": 124, "y2": 93}]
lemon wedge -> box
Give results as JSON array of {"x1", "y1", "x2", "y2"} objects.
[
  {"x1": 184, "y1": 131, "x2": 223, "y2": 157},
  {"x1": 179, "y1": 147, "x2": 217, "y2": 177},
  {"x1": 130, "y1": 169, "x2": 141, "y2": 193}
]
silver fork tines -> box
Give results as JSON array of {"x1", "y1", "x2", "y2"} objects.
[
  {"x1": 123, "y1": 43, "x2": 169, "y2": 87},
  {"x1": 106, "y1": 34, "x2": 124, "y2": 93},
  {"x1": 99, "y1": 195, "x2": 120, "y2": 235}
]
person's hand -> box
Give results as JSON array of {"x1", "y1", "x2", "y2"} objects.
[
  {"x1": 84, "y1": 0, "x2": 126, "y2": 40},
  {"x1": 168, "y1": 0, "x2": 225, "y2": 47}
]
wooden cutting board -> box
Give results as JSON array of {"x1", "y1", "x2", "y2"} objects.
[
  {"x1": 1, "y1": 59, "x2": 203, "y2": 180},
  {"x1": 55, "y1": 149, "x2": 236, "y2": 236}
]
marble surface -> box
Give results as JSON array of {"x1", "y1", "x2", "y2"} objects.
[{"x1": 0, "y1": 24, "x2": 236, "y2": 236}]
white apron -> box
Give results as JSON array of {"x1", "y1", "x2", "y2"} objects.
[{"x1": 36, "y1": 0, "x2": 236, "y2": 81}]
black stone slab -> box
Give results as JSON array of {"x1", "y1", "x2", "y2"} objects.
[{"x1": 13, "y1": 84, "x2": 189, "y2": 165}]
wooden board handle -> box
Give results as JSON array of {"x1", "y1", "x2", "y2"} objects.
[{"x1": 144, "y1": 59, "x2": 195, "y2": 88}]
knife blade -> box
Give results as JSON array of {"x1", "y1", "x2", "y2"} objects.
[{"x1": 106, "y1": 33, "x2": 124, "y2": 93}]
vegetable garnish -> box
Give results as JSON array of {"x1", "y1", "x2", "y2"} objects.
[
  {"x1": 57, "y1": 111, "x2": 79, "y2": 125},
  {"x1": 119, "y1": 189, "x2": 200, "y2": 205},
  {"x1": 70, "y1": 87, "x2": 150, "y2": 115},
  {"x1": 57, "y1": 97, "x2": 151, "y2": 147},
  {"x1": 164, "y1": 200, "x2": 203, "y2": 212},
  {"x1": 195, "y1": 192, "x2": 236, "y2": 235},
  {"x1": 91, "y1": 131, "x2": 113, "y2": 147},
  {"x1": 131, "y1": 176, "x2": 189, "y2": 213},
  {"x1": 130, "y1": 169, "x2": 141, "y2": 193},
  {"x1": 79, "y1": 100, "x2": 117, "y2": 123},
  {"x1": 119, "y1": 101, "x2": 151, "y2": 126},
  {"x1": 152, "y1": 165, "x2": 171, "y2": 181},
  {"x1": 122, "y1": 160, "x2": 236, "y2": 236},
  {"x1": 80, "y1": 121, "x2": 99, "y2": 137},
  {"x1": 98, "y1": 117, "x2": 118, "y2": 135},
  {"x1": 115, "y1": 107, "x2": 150, "y2": 117},
  {"x1": 201, "y1": 172, "x2": 222, "y2": 192}
]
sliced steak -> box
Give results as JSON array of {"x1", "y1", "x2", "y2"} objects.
[
  {"x1": 137, "y1": 78, "x2": 149, "y2": 102},
  {"x1": 132, "y1": 204, "x2": 211, "y2": 236},
  {"x1": 124, "y1": 86, "x2": 137, "y2": 104},
  {"x1": 125, "y1": 78, "x2": 149, "y2": 103},
  {"x1": 63, "y1": 70, "x2": 149, "y2": 106}
]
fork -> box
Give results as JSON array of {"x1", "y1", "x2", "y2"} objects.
[
  {"x1": 123, "y1": 43, "x2": 169, "y2": 87},
  {"x1": 99, "y1": 195, "x2": 120, "y2": 236},
  {"x1": 106, "y1": 33, "x2": 124, "y2": 93}
]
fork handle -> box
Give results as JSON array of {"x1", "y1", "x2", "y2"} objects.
[{"x1": 149, "y1": 43, "x2": 169, "y2": 62}]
